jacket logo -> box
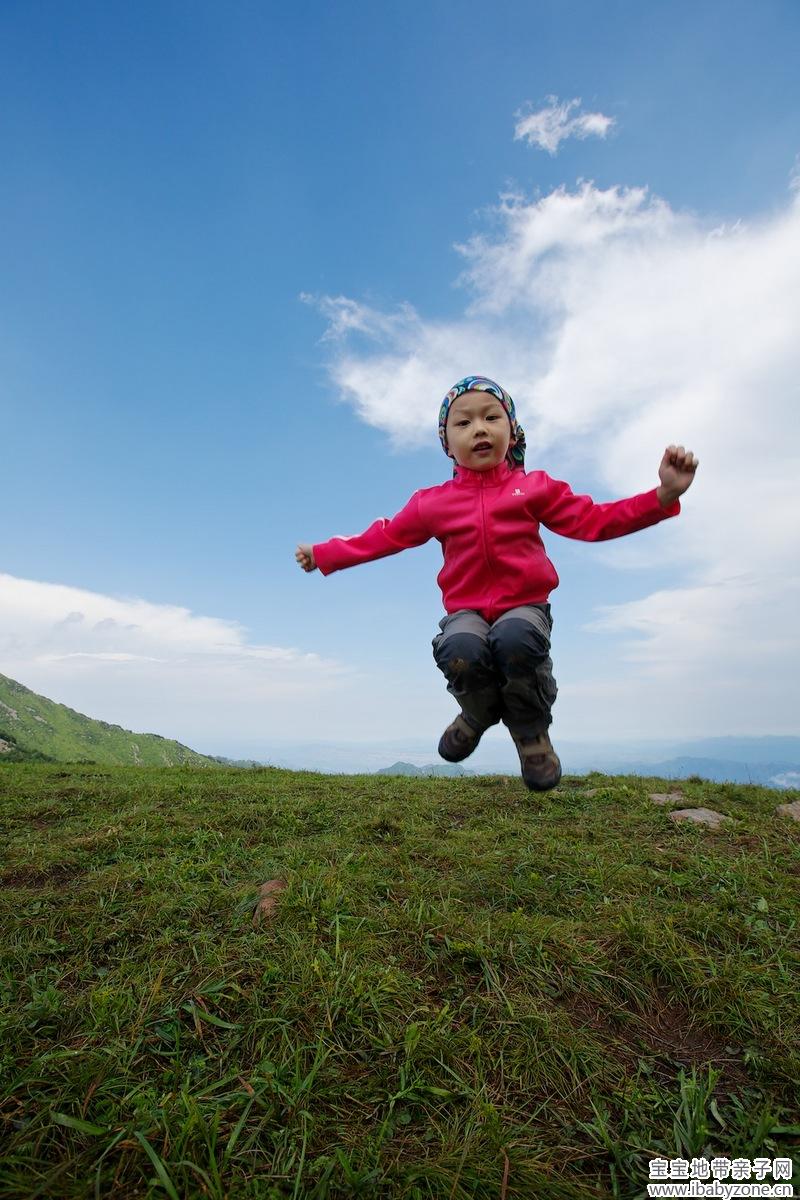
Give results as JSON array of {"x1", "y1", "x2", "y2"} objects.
[{"x1": 512, "y1": 488, "x2": 525, "y2": 496}]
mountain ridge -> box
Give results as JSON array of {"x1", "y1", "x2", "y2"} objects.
[
  {"x1": 376, "y1": 760, "x2": 474, "y2": 778},
  {"x1": 0, "y1": 673, "x2": 214, "y2": 767}
]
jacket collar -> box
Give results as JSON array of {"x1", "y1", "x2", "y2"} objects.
[{"x1": 453, "y1": 461, "x2": 515, "y2": 487}]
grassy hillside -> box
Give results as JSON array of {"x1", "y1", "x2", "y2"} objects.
[
  {"x1": 0, "y1": 673, "x2": 214, "y2": 766},
  {"x1": 0, "y1": 764, "x2": 798, "y2": 1198},
  {"x1": 0, "y1": 728, "x2": 53, "y2": 763}
]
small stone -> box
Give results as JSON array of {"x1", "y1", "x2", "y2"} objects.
[
  {"x1": 649, "y1": 792, "x2": 684, "y2": 806},
  {"x1": 776, "y1": 800, "x2": 800, "y2": 822},
  {"x1": 252, "y1": 879, "x2": 287, "y2": 926},
  {"x1": 669, "y1": 807, "x2": 730, "y2": 828}
]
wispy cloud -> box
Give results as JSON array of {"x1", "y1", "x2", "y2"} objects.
[
  {"x1": 0, "y1": 573, "x2": 353, "y2": 748},
  {"x1": 514, "y1": 95, "x2": 615, "y2": 154},
  {"x1": 304, "y1": 175, "x2": 800, "y2": 738}
]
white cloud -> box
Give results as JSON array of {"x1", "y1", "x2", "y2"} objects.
[
  {"x1": 298, "y1": 295, "x2": 527, "y2": 447},
  {"x1": 0, "y1": 573, "x2": 355, "y2": 749},
  {"x1": 305, "y1": 175, "x2": 800, "y2": 739},
  {"x1": 770, "y1": 771, "x2": 800, "y2": 789},
  {"x1": 514, "y1": 96, "x2": 615, "y2": 154},
  {"x1": 790, "y1": 156, "x2": 800, "y2": 193}
]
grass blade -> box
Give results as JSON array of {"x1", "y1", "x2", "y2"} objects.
[
  {"x1": 134, "y1": 1132, "x2": 180, "y2": 1200},
  {"x1": 51, "y1": 1112, "x2": 109, "y2": 1136}
]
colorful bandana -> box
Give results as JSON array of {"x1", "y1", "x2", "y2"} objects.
[{"x1": 438, "y1": 375, "x2": 526, "y2": 470}]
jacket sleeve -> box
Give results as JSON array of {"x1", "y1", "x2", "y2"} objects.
[
  {"x1": 313, "y1": 491, "x2": 432, "y2": 575},
  {"x1": 532, "y1": 472, "x2": 681, "y2": 542}
]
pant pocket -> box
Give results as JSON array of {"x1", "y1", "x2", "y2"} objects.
[{"x1": 535, "y1": 656, "x2": 558, "y2": 709}]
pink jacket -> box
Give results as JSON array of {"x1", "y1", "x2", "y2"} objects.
[{"x1": 313, "y1": 461, "x2": 681, "y2": 623}]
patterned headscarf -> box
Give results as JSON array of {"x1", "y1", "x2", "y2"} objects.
[{"x1": 438, "y1": 375, "x2": 526, "y2": 471}]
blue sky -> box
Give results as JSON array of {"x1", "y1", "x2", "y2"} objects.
[{"x1": 2, "y1": 1, "x2": 799, "y2": 765}]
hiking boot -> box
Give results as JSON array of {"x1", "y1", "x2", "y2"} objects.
[
  {"x1": 438, "y1": 713, "x2": 483, "y2": 763},
  {"x1": 509, "y1": 729, "x2": 562, "y2": 791}
]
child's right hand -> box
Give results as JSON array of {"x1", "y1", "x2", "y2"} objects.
[{"x1": 295, "y1": 544, "x2": 317, "y2": 572}]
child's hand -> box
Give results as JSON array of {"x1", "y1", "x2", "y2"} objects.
[
  {"x1": 657, "y1": 444, "x2": 699, "y2": 506},
  {"x1": 295, "y1": 544, "x2": 317, "y2": 572}
]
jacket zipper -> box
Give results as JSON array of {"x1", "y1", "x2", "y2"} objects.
[{"x1": 479, "y1": 480, "x2": 497, "y2": 619}]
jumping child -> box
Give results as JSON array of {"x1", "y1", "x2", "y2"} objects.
[{"x1": 296, "y1": 375, "x2": 698, "y2": 791}]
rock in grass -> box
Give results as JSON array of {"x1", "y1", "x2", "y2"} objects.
[
  {"x1": 252, "y1": 879, "x2": 287, "y2": 926},
  {"x1": 649, "y1": 792, "x2": 684, "y2": 806},
  {"x1": 668, "y1": 807, "x2": 730, "y2": 828},
  {"x1": 775, "y1": 799, "x2": 800, "y2": 822}
]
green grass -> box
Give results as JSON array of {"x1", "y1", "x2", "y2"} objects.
[{"x1": 0, "y1": 764, "x2": 798, "y2": 1198}]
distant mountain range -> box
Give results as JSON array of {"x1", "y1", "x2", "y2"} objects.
[
  {"x1": 376, "y1": 761, "x2": 474, "y2": 778},
  {"x1": 373, "y1": 756, "x2": 800, "y2": 787},
  {"x1": 373, "y1": 755, "x2": 800, "y2": 787},
  {"x1": 376, "y1": 744, "x2": 800, "y2": 792},
  {"x1": 0, "y1": 673, "x2": 214, "y2": 767},
  {"x1": 572, "y1": 754, "x2": 800, "y2": 788},
  {"x1": 553, "y1": 737, "x2": 800, "y2": 788},
  {"x1": 3, "y1": 670, "x2": 798, "y2": 788},
  {"x1": 318, "y1": 740, "x2": 800, "y2": 789},
  {"x1": 211, "y1": 734, "x2": 799, "y2": 788},
  {"x1": 213, "y1": 734, "x2": 800, "y2": 783}
]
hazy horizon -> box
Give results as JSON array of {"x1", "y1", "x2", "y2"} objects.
[{"x1": 204, "y1": 732, "x2": 800, "y2": 776}]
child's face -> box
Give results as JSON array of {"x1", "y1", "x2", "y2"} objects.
[{"x1": 445, "y1": 391, "x2": 514, "y2": 471}]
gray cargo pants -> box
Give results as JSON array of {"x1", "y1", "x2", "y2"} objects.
[{"x1": 432, "y1": 604, "x2": 557, "y2": 739}]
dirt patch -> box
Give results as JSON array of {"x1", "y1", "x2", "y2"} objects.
[
  {"x1": 559, "y1": 992, "x2": 640, "y2": 1071},
  {"x1": 700, "y1": 830, "x2": 770, "y2": 857},
  {"x1": 435, "y1": 809, "x2": 470, "y2": 830},
  {"x1": 457, "y1": 775, "x2": 515, "y2": 791},
  {"x1": 630, "y1": 994, "x2": 750, "y2": 1091},
  {"x1": 367, "y1": 818, "x2": 404, "y2": 843},
  {"x1": 68, "y1": 826, "x2": 122, "y2": 848},
  {"x1": 559, "y1": 990, "x2": 750, "y2": 1093},
  {"x1": 0, "y1": 861, "x2": 87, "y2": 889}
]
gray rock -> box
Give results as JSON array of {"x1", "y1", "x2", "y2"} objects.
[
  {"x1": 775, "y1": 799, "x2": 800, "y2": 822},
  {"x1": 669, "y1": 807, "x2": 730, "y2": 828},
  {"x1": 649, "y1": 792, "x2": 684, "y2": 806}
]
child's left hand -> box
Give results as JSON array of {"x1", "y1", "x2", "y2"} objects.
[{"x1": 658, "y1": 444, "x2": 699, "y2": 503}]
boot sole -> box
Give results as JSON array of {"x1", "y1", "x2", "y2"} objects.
[
  {"x1": 438, "y1": 735, "x2": 481, "y2": 763},
  {"x1": 522, "y1": 764, "x2": 562, "y2": 792}
]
